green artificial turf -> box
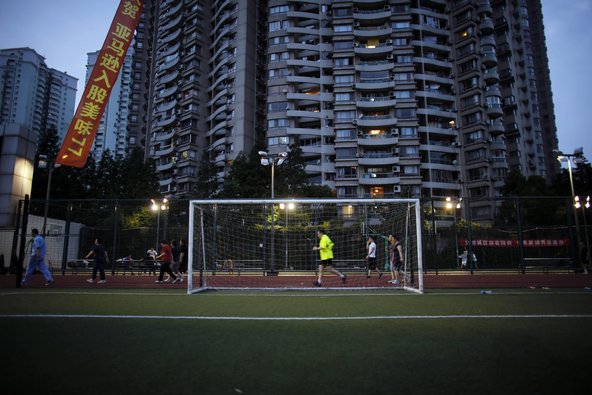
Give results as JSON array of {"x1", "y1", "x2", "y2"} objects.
[{"x1": 1, "y1": 289, "x2": 591, "y2": 395}]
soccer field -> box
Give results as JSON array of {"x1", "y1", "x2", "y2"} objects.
[{"x1": 2, "y1": 288, "x2": 591, "y2": 395}]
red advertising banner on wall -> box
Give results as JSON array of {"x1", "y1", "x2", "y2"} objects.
[
  {"x1": 460, "y1": 239, "x2": 571, "y2": 248},
  {"x1": 56, "y1": 0, "x2": 144, "y2": 168}
]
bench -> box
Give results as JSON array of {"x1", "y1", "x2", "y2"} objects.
[
  {"x1": 67, "y1": 259, "x2": 93, "y2": 275},
  {"x1": 522, "y1": 257, "x2": 573, "y2": 273}
]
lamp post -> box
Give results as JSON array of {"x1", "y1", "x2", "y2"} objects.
[
  {"x1": 555, "y1": 148, "x2": 585, "y2": 267},
  {"x1": 575, "y1": 195, "x2": 591, "y2": 270},
  {"x1": 280, "y1": 202, "x2": 295, "y2": 269},
  {"x1": 259, "y1": 150, "x2": 288, "y2": 272},
  {"x1": 38, "y1": 154, "x2": 58, "y2": 236},
  {"x1": 151, "y1": 198, "x2": 168, "y2": 249},
  {"x1": 446, "y1": 196, "x2": 462, "y2": 268}
]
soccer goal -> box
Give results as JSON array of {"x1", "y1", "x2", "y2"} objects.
[{"x1": 187, "y1": 199, "x2": 423, "y2": 294}]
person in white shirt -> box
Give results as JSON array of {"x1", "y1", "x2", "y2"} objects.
[{"x1": 366, "y1": 235, "x2": 383, "y2": 279}]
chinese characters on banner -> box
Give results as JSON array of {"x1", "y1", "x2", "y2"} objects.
[
  {"x1": 56, "y1": 0, "x2": 144, "y2": 168},
  {"x1": 459, "y1": 239, "x2": 571, "y2": 248}
]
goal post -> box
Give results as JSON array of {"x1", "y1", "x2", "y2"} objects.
[{"x1": 187, "y1": 199, "x2": 423, "y2": 293}]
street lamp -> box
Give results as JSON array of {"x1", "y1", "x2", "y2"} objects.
[
  {"x1": 555, "y1": 148, "x2": 586, "y2": 267},
  {"x1": 259, "y1": 150, "x2": 288, "y2": 272},
  {"x1": 280, "y1": 202, "x2": 295, "y2": 269},
  {"x1": 38, "y1": 154, "x2": 59, "y2": 236},
  {"x1": 446, "y1": 196, "x2": 462, "y2": 268},
  {"x1": 151, "y1": 198, "x2": 168, "y2": 249},
  {"x1": 258, "y1": 150, "x2": 288, "y2": 199}
]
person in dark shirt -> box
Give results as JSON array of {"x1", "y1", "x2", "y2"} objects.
[{"x1": 85, "y1": 238, "x2": 109, "y2": 284}]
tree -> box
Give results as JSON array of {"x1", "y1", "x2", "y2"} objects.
[{"x1": 193, "y1": 150, "x2": 219, "y2": 198}]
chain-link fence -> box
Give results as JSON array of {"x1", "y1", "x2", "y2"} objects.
[{"x1": 0, "y1": 196, "x2": 588, "y2": 275}]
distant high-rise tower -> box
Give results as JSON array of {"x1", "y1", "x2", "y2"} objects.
[
  {"x1": 0, "y1": 47, "x2": 77, "y2": 140},
  {"x1": 86, "y1": 49, "x2": 134, "y2": 161},
  {"x1": 0, "y1": 47, "x2": 77, "y2": 227}
]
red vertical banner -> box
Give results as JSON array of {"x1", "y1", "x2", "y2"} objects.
[{"x1": 56, "y1": 0, "x2": 144, "y2": 168}]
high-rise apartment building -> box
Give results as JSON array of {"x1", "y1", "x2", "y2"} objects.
[
  {"x1": 86, "y1": 50, "x2": 134, "y2": 161},
  {"x1": 133, "y1": 0, "x2": 557, "y2": 222},
  {"x1": 0, "y1": 47, "x2": 77, "y2": 226},
  {"x1": 0, "y1": 47, "x2": 77, "y2": 140}
]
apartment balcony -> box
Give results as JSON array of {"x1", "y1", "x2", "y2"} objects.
[
  {"x1": 357, "y1": 133, "x2": 398, "y2": 146},
  {"x1": 301, "y1": 144, "x2": 335, "y2": 156},
  {"x1": 157, "y1": 70, "x2": 180, "y2": 86},
  {"x1": 485, "y1": 104, "x2": 503, "y2": 118},
  {"x1": 158, "y1": 177, "x2": 174, "y2": 187},
  {"x1": 287, "y1": 92, "x2": 333, "y2": 104},
  {"x1": 153, "y1": 144, "x2": 175, "y2": 157},
  {"x1": 417, "y1": 107, "x2": 456, "y2": 119},
  {"x1": 355, "y1": 79, "x2": 396, "y2": 90},
  {"x1": 287, "y1": 75, "x2": 332, "y2": 86},
  {"x1": 207, "y1": 120, "x2": 227, "y2": 137},
  {"x1": 358, "y1": 155, "x2": 399, "y2": 166},
  {"x1": 415, "y1": 89, "x2": 454, "y2": 102},
  {"x1": 162, "y1": 13, "x2": 182, "y2": 31},
  {"x1": 477, "y1": 1, "x2": 493, "y2": 15},
  {"x1": 488, "y1": 120, "x2": 504, "y2": 135},
  {"x1": 287, "y1": 10, "x2": 319, "y2": 20},
  {"x1": 485, "y1": 85, "x2": 502, "y2": 98},
  {"x1": 153, "y1": 128, "x2": 176, "y2": 143},
  {"x1": 354, "y1": 43, "x2": 393, "y2": 56},
  {"x1": 160, "y1": 28, "x2": 182, "y2": 45},
  {"x1": 156, "y1": 160, "x2": 175, "y2": 172},
  {"x1": 156, "y1": 99, "x2": 177, "y2": 113},
  {"x1": 483, "y1": 68, "x2": 500, "y2": 84},
  {"x1": 208, "y1": 73, "x2": 229, "y2": 93},
  {"x1": 154, "y1": 113, "x2": 177, "y2": 128},
  {"x1": 359, "y1": 172, "x2": 399, "y2": 185},
  {"x1": 481, "y1": 51, "x2": 497, "y2": 68},
  {"x1": 354, "y1": 25, "x2": 392, "y2": 38},
  {"x1": 161, "y1": 42, "x2": 180, "y2": 58},
  {"x1": 355, "y1": 115, "x2": 397, "y2": 128},
  {"x1": 287, "y1": 127, "x2": 334, "y2": 138},
  {"x1": 157, "y1": 85, "x2": 178, "y2": 101},
  {"x1": 355, "y1": 59, "x2": 393, "y2": 72},
  {"x1": 207, "y1": 88, "x2": 228, "y2": 107},
  {"x1": 356, "y1": 96, "x2": 397, "y2": 109},
  {"x1": 158, "y1": 56, "x2": 180, "y2": 73},
  {"x1": 211, "y1": 136, "x2": 226, "y2": 151},
  {"x1": 287, "y1": 109, "x2": 327, "y2": 121},
  {"x1": 412, "y1": 55, "x2": 450, "y2": 69},
  {"x1": 207, "y1": 104, "x2": 228, "y2": 122},
  {"x1": 353, "y1": 8, "x2": 392, "y2": 21},
  {"x1": 208, "y1": 56, "x2": 230, "y2": 78},
  {"x1": 287, "y1": 42, "x2": 328, "y2": 54}
]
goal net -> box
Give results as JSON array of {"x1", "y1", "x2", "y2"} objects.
[{"x1": 187, "y1": 199, "x2": 423, "y2": 293}]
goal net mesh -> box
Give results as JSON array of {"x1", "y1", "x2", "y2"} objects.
[{"x1": 188, "y1": 199, "x2": 423, "y2": 293}]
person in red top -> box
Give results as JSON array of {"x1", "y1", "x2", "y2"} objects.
[{"x1": 155, "y1": 240, "x2": 182, "y2": 284}]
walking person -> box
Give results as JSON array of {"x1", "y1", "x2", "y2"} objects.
[
  {"x1": 21, "y1": 228, "x2": 53, "y2": 286},
  {"x1": 388, "y1": 234, "x2": 404, "y2": 285},
  {"x1": 171, "y1": 239, "x2": 182, "y2": 279},
  {"x1": 312, "y1": 229, "x2": 347, "y2": 287},
  {"x1": 178, "y1": 239, "x2": 188, "y2": 274},
  {"x1": 155, "y1": 240, "x2": 182, "y2": 284},
  {"x1": 85, "y1": 238, "x2": 109, "y2": 284},
  {"x1": 366, "y1": 235, "x2": 383, "y2": 279}
]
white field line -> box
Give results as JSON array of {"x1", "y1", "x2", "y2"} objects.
[{"x1": 1, "y1": 313, "x2": 591, "y2": 321}]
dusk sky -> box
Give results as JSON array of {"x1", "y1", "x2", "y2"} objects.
[{"x1": 0, "y1": 0, "x2": 590, "y2": 161}]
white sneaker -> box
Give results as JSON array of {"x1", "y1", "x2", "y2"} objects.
[
  {"x1": 172, "y1": 277, "x2": 183, "y2": 284},
  {"x1": 98, "y1": 280, "x2": 106, "y2": 284},
  {"x1": 86, "y1": 279, "x2": 94, "y2": 283},
  {"x1": 155, "y1": 280, "x2": 163, "y2": 283}
]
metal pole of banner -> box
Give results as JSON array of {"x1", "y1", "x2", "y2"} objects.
[
  {"x1": 16, "y1": 195, "x2": 30, "y2": 288},
  {"x1": 11, "y1": 200, "x2": 23, "y2": 275},
  {"x1": 111, "y1": 201, "x2": 120, "y2": 276},
  {"x1": 61, "y1": 202, "x2": 73, "y2": 275},
  {"x1": 516, "y1": 198, "x2": 526, "y2": 274}
]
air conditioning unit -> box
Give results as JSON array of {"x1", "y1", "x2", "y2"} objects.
[
  {"x1": 354, "y1": 42, "x2": 360, "y2": 47},
  {"x1": 386, "y1": 54, "x2": 394, "y2": 60},
  {"x1": 392, "y1": 165, "x2": 401, "y2": 173},
  {"x1": 352, "y1": 119, "x2": 357, "y2": 125},
  {"x1": 393, "y1": 147, "x2": 399, "y2": 155},
  {"x1": 353, "y1": 21, "x2": 360, "y2": 27},
  {"x1": 393, "y1": 185, "x2": 401, "y2": 193},
  {"x1": 351, "y1": 83, "x2": 356, "y2": 88},
  {"x1": 386, "y1": 39, "x2": 393, "y2": 45}
]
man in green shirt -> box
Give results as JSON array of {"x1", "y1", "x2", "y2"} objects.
[{"x1": 312, "y1": 229, "x2": 347, "y2": 287}]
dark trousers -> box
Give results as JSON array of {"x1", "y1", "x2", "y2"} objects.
[
  {"x1": 92, "y1": 260, "x2": 106, "y2": 280},
  {"x1": 158, "y1": 262, "x2": 176, "y2": 281}
]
